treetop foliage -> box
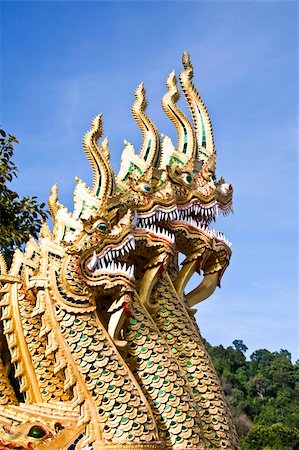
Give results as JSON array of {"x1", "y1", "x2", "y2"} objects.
[
  {"x1": 206, "y1": 339, "x2": 299, "y2": 449},
  {"x1": 0, "y1": 129, "x2": 48, "y2": 265}
]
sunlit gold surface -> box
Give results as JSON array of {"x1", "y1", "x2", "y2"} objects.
[{"x1": 0, "y1": 53, "x2": 239, "y2": 450}]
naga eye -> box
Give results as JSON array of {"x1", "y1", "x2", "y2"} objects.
[
  {"x1": 182, "y1": 173, "x2": 193, "y2": 185},
  {"x1": 96, "y1": 222, "x2": 108, "y2": 233},
  {"x1": 27, "y1": 425, "x2": 47, "y2": 439},
  {"x1": 139, "y1": 183, "x2": 152, "y2": 193}
]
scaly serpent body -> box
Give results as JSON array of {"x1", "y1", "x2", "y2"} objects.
[{"x1": 0, "y1": 54, "x2": 239, "y2": 450}]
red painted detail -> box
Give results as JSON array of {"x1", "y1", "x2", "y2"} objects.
[
  {"x1": 158, "y1": 256, "x2": 168, "y2": 278},
  {"x1": 196, "y1": 256, "x2": 203, "y2": 272},
  {"x1": 123, "y1": 301, "x2": 133, "y2": 317}
]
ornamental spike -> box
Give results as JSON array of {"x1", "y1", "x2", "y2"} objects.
[
  {"x1": 0, "y1": 253, "x2": 7, "y2": 275},
  {"x1": 131, "y1": 82, "x2": 160, "y2": 167},
  {"x1": 161, "y1": 70, "x2": 196, "y2": 162},
  {"x1": 180, "y1": 51, "x2": 216, "y2": 173},
  {"x1": 48, "y1": 183, "x2": 61, "y2": 221},
  {"x1": 82, "y1": 114, "x2": 115, "y2": 199}
]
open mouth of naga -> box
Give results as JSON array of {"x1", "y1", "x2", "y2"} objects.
[
  {"x1": 134, "y1": 201, "x2": 232, "y2": 249},
  {"x1": 84, "y1": 235, "x2": 136, "y2": 281}
]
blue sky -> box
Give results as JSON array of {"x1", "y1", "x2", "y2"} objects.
[{"x1": 1, "y1": 1, "x2": 298, "y2": 360}]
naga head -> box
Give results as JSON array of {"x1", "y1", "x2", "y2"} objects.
[
  {"x1": 115, "y1": 83, "x2": 177, "y2": 281},
  {"x1": 46, "y1": 52, "x2": 233, "y2": 311},
  {"x1": 47, "y1": 115, "x2": 136, "y2": 318},
  {"x1": 105, "y1": 53, "x2": 234, "y2": 302},
  {"x1": 0, "y1": 404, "x2": 81, "y2": 450},
  {"x1": 157, "y1": 53, "x2": 233, "y2": 304}
]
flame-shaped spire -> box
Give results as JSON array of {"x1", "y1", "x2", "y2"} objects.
[
  {"x1": 117, "y1": 84, "x2": 160, "y2": 185},
  {"x1": 162, "y1": 71, "x2": 196, "y2": 160},
  {"x1": 48, "y1": 183, "x2": 61, "y2": 221},
  {"x1": 132, "y1": 83, "x2": 160, "y2": 166},
  {"x1": 82, "y1": 114, "x2": 115, "y2": 199},
  {"x1": 180, "y1": 52, "x2": 216, "y2": 173},
  {"x1": 0, "y1": 252, "x2": 7, "y2": 275}
]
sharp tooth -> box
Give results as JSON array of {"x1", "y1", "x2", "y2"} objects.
[
  {"x1": 87, "y1": 251, "x2": 97, "y2": 271},
  {"x1": 133, "y1": 211, "x2": 138, "y2": 227}
]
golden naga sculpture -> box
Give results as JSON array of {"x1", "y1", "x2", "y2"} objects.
[{"x1": 0, "y1": 53, "x2": 239, "y2": 450}]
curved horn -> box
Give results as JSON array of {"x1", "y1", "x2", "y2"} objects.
[
  {"x1": 132, "y1": 83, "x2": 160, "y2": 167},
  {"x1": 186, "y1": 273, "x2": 219, "y2": 306},
  {"x1": 180, "y1": 52, "x2": 215, "y2": 171},
  {"x1": 162, "y1": 71, "x2": 196, "y2": 161},
  {"x1": 82, "y1": 114, "x2": 115, "y2": 199}
]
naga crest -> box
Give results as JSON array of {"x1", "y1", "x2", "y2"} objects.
[{"x1": 0, "y1": 54, "x2": 240, "y2": 450}]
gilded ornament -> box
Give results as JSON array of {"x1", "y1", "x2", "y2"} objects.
[{"x1": 0, "y1": 53, "x2": 239, "y2": 450}]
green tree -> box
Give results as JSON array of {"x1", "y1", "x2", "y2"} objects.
[
  {"x1": 206, "y1": 339, "x2": 299, "y2": 447},
  {"x1": 233, "y1": 339, "x2": 248, "y2": 354},
  {"x1": 240, "y1": 423, "x2": 299, "y2": 450},
  {"x1": 0, "y1": 129, "x2": 48, "y2": 265}
]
